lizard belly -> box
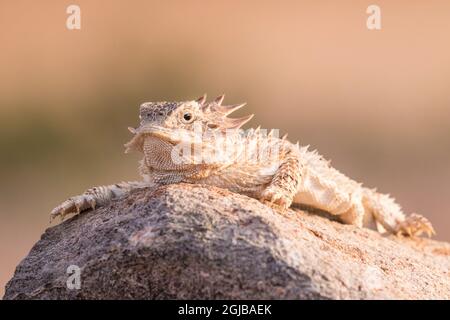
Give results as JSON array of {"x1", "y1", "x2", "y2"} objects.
[
  {"x1": 198, "y1": 164, "x2": 275, "y2": 199},
  {"x1": 294, "y1": 172, "x2": 353, "y2": 214}
]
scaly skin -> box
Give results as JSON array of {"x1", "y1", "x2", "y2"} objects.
[{"x1": 51, "y1": 94, "x2": 435, "y2": 237}]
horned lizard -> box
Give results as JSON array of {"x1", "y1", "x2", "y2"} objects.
[{"x1": 51, "y1": 94, "x2": 434, "y2": 237}]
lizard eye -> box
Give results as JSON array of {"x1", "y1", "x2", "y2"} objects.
[{"x1": 182, "y1": 111, "x2": 194, "y2": 123}]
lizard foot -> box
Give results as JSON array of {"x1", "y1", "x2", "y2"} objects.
[
  {"x1": 50, "y1": 195, "x2": 96, "y2": 222},
  {"x1": 395, "y1": 213, "x2": 435, "y2": 237},
  {"x1": 260, "y1": 186, "x2": 293, "y2": 210}
]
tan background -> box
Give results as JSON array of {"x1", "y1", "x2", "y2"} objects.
[{"x1": 1, "y1": 0, "x2": 450, "y2": 296}]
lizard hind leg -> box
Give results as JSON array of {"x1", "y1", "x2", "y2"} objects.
[
  {"x1": 362, "y1": 188, "x2": 435, "y2": 237},
  {"x1": 394, "y1": 213, "x2": 435, "y2": 237},
  {"x1": 338, "y1": 191, "x2": 366, "y2": 228}
]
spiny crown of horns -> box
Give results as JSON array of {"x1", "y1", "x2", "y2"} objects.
[{"x1": 195, "y1": 94, "x2": 254, "y2": 130}]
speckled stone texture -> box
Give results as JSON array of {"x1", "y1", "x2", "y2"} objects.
[{"x1": 4, "y1": 183, "x2": 450, "y2": 299}]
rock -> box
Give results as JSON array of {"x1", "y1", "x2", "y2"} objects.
[{"x1": 3, "y1": 183, "x2": 450, "y2": 299}]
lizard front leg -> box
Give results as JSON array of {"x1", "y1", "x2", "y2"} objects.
[
  {"x1": 50, "y1": 181, "x2": 150, "y2": 221},
  {"x1": 260, "y1": 145, "x2": 301, "y2": 209},
  {"x1": 51, "y1": 165, "x2": 195, "y2": 222}
]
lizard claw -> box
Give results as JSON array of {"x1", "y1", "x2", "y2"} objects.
[
  {"x1": 260, "y1": 186, "x2": 293, "y2": 210},
  {"x1": 50, "y1": 198, "x2": 74, "y2": 222},
  {"x1": 395, "y1": 213, "x2": 435, "y2": 237},
  {"x1": 50, "y1": 195, "x2": 97, "y2": 223},
  {"x1": 88, "y1": 198, "x2": 96, "y2": 210}
]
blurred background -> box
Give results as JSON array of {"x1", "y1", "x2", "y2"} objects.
[{"x1": 1, "y1": 0, "x2": 450, "y2": 296}]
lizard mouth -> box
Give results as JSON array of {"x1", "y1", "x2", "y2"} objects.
[{"x1": 124, "y1": 124, "x2": 190, "y2": 153}]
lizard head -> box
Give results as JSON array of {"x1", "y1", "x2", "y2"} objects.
[{"x1": 124, "y1": 94, "x2": 254, "y2": 153}]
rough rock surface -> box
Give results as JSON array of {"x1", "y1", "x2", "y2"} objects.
[{"x1": 4, "y1": 183, "x2": 450, "y2": 299}]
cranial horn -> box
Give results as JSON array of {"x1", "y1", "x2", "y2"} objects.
[
  {"x1": 195, "y1": 94, "x2": 207, "y2": 105},
  {"x1": 214, "y1": 102, "x2": 247, "y2": 116},
  {"x1": 214, "y1": 94, "x2": 225, "y2": 105},
  {"x1": 224, "y1": 114, "x2": 254, "y2": 129}
]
